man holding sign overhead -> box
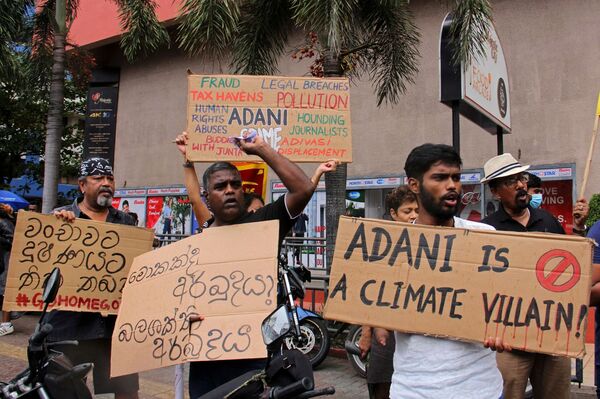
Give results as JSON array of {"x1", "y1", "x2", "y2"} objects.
[
  {"x1": 175, "y1": 131, "x2": 314, "y2": 397},
  {"x1": 390, "y1": 144, "x2": 505, "y2": 399}
]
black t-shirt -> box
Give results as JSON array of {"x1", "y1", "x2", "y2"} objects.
[
  {"x1": 481, "y1": 204, "x2": 565, "y2": 234},
  {"x1": 293, "y1": 213, "x2": 309, "y2": 234},
  {"x1": 237, "y1": 194, "x2": 297, "y2": 245}
]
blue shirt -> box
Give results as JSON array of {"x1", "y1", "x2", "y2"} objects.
[
  {"x1": 587, "y1": 221, "x2": 600, "y2": 263},
  {"x1": 587, "y1": 221, "x2": 600, "y2": 382}
]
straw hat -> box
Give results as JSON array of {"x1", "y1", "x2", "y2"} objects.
[{"x1": 480, "y1": 153, "x2": 530, "y2": 183}]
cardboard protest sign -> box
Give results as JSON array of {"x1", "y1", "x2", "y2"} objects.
[
  {"x1": 186, "y1": 74, "x2": 352, "y2": 163},
  {"x1": 3, "y1": 212, "x2": 154, "y2": 315},
  {"x1": 111, "y1": 220, "x2": 278, "y2": 376},
  {"x1": 323, "y1": 217, "x2": 594, "y2": 358}
]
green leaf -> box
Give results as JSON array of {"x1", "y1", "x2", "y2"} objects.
[
  {"x1": 115, "y1": 0, "x2": 170, "y2": 62},
  {"x1": 448, "y1": 0, "x2": 493, "y2": 67},
  {"x1": 176, "y1": 0, "x2": 240, "y2": 58},
  {"x1": 291, "y1": 0, "x2": 359, "y2": 56},
  {"x1": 358, "y1": 0, "x2": 420, "y2": 105},
  {"x1": 231, "y1": 0, "x2": 293, "y2": 75},
  {"x1": 587, "y1": 194, "x2": 600, "y2": 228}
]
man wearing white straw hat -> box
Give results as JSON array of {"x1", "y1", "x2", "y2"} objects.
[{"x1": 481, "y1": 153, "x2": 570, "y2": 399}]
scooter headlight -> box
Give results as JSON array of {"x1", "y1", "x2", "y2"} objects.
[{"x1": 261, "y1": 305, "x2": 291, "y2": 345}]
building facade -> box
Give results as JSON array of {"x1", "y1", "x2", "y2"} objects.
[{"x1": 69, "y1": 0, "x2": 600, "y2": 235}]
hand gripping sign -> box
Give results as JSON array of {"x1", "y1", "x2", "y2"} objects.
[
  {"x1": 111, "y1": 220, "x2": 278, "y2": 377},
  {"x1": 323, "y1": 217, "x2": 594, "y2": 358},
  {"x1": 3, "y1": 212, "x2": 155, "y2": 315},
  {"x1": 186, "y1": 74, "x2": 352, "y2": 163}
]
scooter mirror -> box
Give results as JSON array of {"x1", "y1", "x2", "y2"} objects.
[
  {"x1": 261, "y1": 305, "x2": 291, "y2": 345},
  {"x1": 42, "y1": 267, "x2": 61, "y2": 304}
]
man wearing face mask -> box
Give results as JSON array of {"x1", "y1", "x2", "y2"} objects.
[
  {"x1": 526, "y1": 172, "x2": 544, "y2": 209},
  {"x1": 481, "y1": 154, "x2": 570, "y2": 399},
  {"x1": 48, "y1": 158, "x2": 139, "y2": 399},
  {"x1": 526, "y1": 172, "x2": 589, "y2": 237}
]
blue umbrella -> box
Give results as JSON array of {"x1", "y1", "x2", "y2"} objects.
[{"x1": 0, "y1": 190, "x2": 29, "y2": 210}]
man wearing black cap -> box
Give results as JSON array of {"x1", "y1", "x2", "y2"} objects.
[
  {"x1": 481, "y1": 153, "x2": 570, "y2": 399},
  {"x1": 50, "y1": 157, "x2": 138, "y2": 399}
]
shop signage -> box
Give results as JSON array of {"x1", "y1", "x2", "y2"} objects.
[
  {"x1": 114, "y1": 189, "x2": 147, "y2": 197},
  {"x1": 529, "y1": 168, "x2": 573, "y2": 179},
  {"x1": 83, "y1": 87, "x2": 119, "y2": 164},
  {"x1": 272, "y1": 173, "x2": 481, "y2": 191},
  {"x1": 147, "y1": 187, "x2": 188, "y2": 195},
  {"x1": 440, "y1": 14, "x2": 511, "y2": 133}
]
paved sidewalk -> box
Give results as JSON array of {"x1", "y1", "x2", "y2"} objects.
[
  {"x1": 0, "y1": 315, "x2": 366, "y2": 398},
  {"x1": 0, "y1": 315, "x2": 596, "y2": 398}
]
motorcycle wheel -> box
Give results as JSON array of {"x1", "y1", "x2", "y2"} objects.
[
  {"x1": 346, "y1": 325, "x2": 368, "y2": 378},
  {"x1": 284, "y1": 318, "x2": 330, "y2": 369}
]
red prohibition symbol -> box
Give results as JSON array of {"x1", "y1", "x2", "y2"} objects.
[{"x1": 535, "y1": 249, "x2": 581, "y2": 292}]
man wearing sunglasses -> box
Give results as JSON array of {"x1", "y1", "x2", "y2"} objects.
[{"x1": 481, "y1": 153, "x2": 569, "y2": 399}]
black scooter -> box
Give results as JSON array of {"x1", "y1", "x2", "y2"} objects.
[
  {"x1": 198, "y1": 255, "x2": 335, "y2": 399},
  {"x1": 0, "y1": 267, "x2": 93, "y2": 399}
]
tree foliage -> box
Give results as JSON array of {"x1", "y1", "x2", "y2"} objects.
[
  {"x1": 3, "y1": 0, "x2": 170, "y2": 210},
  {"x1": 116, "y1": 0, "x2": 170, "y2": 62},
  {"x1": 2, "y1": 0, "x2": 493, "y2": 231},
  {"x1": 587, "y1": 194, "x2": 600, "y2": 228},
  {"x1": 0, "y1": 1, "x2": 88, "y2": 189},
  {"x1": 176, "y1": 0, "x2": 492, "y2": 105},
  {"x1": 174, "y1": 0, "x2": 493, "y2": 268}
]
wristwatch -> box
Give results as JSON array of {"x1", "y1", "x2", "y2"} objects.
[{"x1": 572, "y1": 225, "x2": 587, "y2": 236}]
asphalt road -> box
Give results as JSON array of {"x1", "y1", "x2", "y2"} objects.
[
  {"x1": 1, "y1": 314, "x2": 596, "y2": 398},
  {"x1": 0, "y1": 314, "x2": 367, "y2": 398}
]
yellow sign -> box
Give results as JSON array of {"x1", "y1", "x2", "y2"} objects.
[{"x1": 232, "y1": 161, "x2": 269, "y2": 199}]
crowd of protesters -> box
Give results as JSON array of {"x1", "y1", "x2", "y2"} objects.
[{"x1": 0, "y1": 133, "x2": 599, "y2": 399}]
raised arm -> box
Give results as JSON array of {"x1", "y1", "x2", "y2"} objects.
[
  {"x1": 175, "y1": 132, "x2": 212, "y2": 228},
  {"x1": 311, "y1": 159, "x2": 341, "y2": 187},
  {"x1": 572, "y1": 197, "x2": 589, "y2": 236},
  {"x1": 238, "y1": 135, "x2": 313, "y2": 217}
]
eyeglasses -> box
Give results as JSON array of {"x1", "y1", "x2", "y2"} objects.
[{"x1": 500, "y1": 174, "x2": 529, "y2": 188}]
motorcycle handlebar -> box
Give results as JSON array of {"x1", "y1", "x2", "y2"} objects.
[
  {"x1": 344, "y1": 340, "x2": 361, "y2": 357},
  {"x1": 296, "y1": 387, "x2": 336, "y2": 398},
  {"x1": 47, "y1": 340, "x2": 79, "y2": 349},
  {"x1": 30, "y1": 323, "x2": 53, "y2": 347},
  {"x1": 55, "y1": 363, "x2": 93, "y2": 383},
  {"x1": 270, "y1": 377, "x2": 313, "y2": 399}
]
